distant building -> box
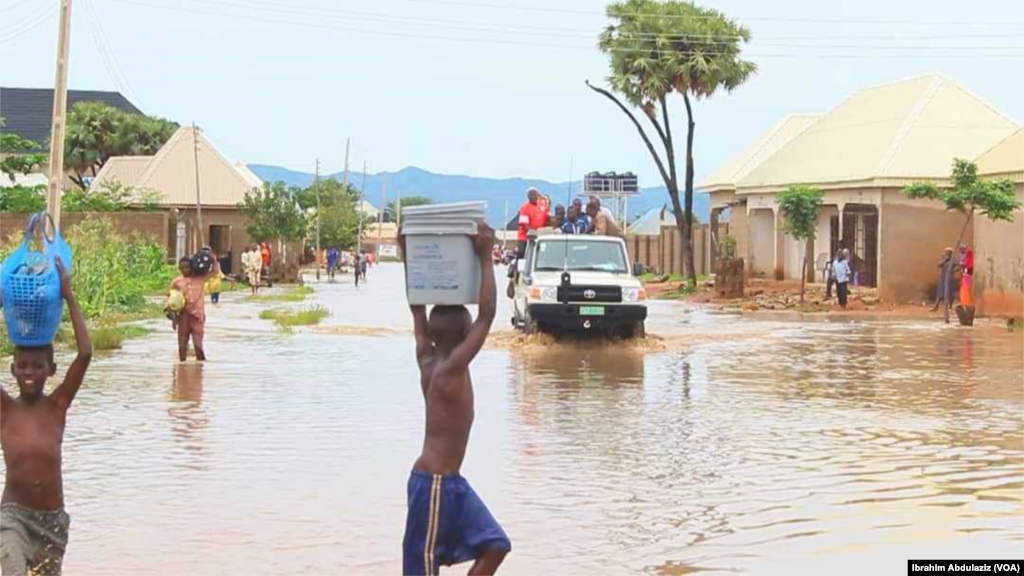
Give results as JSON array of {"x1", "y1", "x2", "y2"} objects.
[
  {"x1": 973, "y1": 128, "x2": 1024, "y2": 317},
  {"x1": 90, "y1": 125, "x2": 302, "y2": 275},
  {"x1": 701, "y1": 74, "x2": 1020, "y2": 303},
  {"x1": 0, "y1": 87, "x2": 143, "y2": 148}
]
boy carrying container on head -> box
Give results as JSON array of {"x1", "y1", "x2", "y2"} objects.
[
  {"x1": 1, "y1": 258, "x2": 91, "y2": 576},
  {"x1": 169, "y1": 255, "x2": 220, "y2": 362},
  {"x1": 399, "y1": 223, "x2": 511, "y2": 576}
]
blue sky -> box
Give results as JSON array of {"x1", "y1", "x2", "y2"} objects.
[{"x1": 2, "y1": 0, "x2": 1022, "y2": 185}]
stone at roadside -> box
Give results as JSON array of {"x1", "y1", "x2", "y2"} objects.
[
  {"x1": 742, "y1": 302, "x2": 759, "y2": 312},
  {"x1": 861, "y1": 296, "x2": 880, "y2": 306}
]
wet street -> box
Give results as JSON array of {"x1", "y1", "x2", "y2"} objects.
[{"x1": 8, "y1": 263, "x2": 1023, "y2": 575}]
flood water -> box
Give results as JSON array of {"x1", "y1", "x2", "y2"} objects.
[{"x1": 4, "y1": 263, "x2": 1023, "y2": 575}]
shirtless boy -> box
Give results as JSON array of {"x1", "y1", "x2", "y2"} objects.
[
  {"x1": 1, "y1": 259, "x2": 92, "y2": 575},
  {"x1": 400, "y1": 223, "x2": 510, "y2": 576}
]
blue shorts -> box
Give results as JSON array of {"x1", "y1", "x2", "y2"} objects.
[{"x1": 402, "y1": 471, "x2": 511, "y2": 576}]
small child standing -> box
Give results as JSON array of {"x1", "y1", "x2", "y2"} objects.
[
  {"x1": 1, "y1": 258, "x2": 92, "y2": 576},
  {"x1": 169, "y1": 256, "x2": 219, "y2": 362}
]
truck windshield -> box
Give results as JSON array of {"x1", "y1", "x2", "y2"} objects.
[{"x1": 533, "y1": 240, "x2": 628, "y2": 273}]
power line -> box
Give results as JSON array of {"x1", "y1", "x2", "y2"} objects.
[
  {"x1": 167, "y1": 0, "x2": 1024, "y2": 44},
  {"x1": 83, "y1": 0, "x2": 145, "y2": 107},
  {"x1": 108, "y1": 0, "x2": 1024, "y2": 59},
  {"x1": 0, "y1": 4, "x2": 56, "y2": 44}
]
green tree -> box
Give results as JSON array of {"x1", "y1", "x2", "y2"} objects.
[
  {"x1": 777, "y1": 185, "x2": 824, "y2": 302},
  {"x1": 387, "y1": 195, "x2": 432, "y2": 223},
  {"x1": 589, "y1": 0, "x2": 756, "y2": 287},
  {"x1": 0, "y1": 117, "x2": 48, "y2": 183},
  {"x1": 904, "y1": 159, "x2": 1020, "y2": 317},
  {"x1": 239, "y1": 182, "x2": 308, "y2": 245},
  {"x1": 0, "y1": 185, "x2": 46, "y2": 213},
  {"x1": 904, "y1": 158, "x2": 1020, "y2": 247},
  {"x1": 63, "y1": 102, "x2": 178, "y2": 189},
  {"x1": 307, "y1": 179, "x2": 366, "y2": 250}
]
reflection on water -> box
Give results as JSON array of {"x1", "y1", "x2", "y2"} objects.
[{"x1": 1, "y1": 263, "x2": 1020, "y2": 575}]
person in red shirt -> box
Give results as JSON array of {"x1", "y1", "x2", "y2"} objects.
[{"x1": 516, "y1": 187, "x2": 548, "y2": 258}]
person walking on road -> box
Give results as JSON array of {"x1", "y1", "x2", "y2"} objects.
[{"x1": 833, "y1": 249, "x2": 852, "y2": 310}]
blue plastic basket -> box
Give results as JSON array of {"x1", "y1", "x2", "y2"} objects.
[{"x1": 1, "y1": 213, "x2": 73, "y2": 347}]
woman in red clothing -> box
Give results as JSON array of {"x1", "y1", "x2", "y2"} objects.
[{"x1": 959, "y1": 243, "x2": 974, "y2": 307}]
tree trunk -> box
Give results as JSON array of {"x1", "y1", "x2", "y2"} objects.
[
  {"x1": 800, "y1": 255, "x2": 807, "y2": 303},
  {"x1": 682, "y1": 94, "x2": 697, "y2": 287}
]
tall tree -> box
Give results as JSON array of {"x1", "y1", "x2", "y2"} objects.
[
  {"x1": 0, "y1": 117, "x2": 48, "y2": 182},
  {"x1": 63, "y1": 102, "x2": 178, "y2": 189},
  {"x1": 777, "y1": 185, "x2": 824, "y2": 302},
  {"x1": 590, "y1": 0, "x2": 756, "y2": 287},
  {"x1": 239, "y1": 182, "x2": 308, "y2": 244},
  {"x1": 387, "y1": 195, "x2": 432, "y2": 222}
]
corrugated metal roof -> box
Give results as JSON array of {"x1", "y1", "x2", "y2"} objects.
[
  {"x1": 699, "y1": 114, "x2": 820, "y2": 192},
  {"x1": 91, "y1": 156, "x2": 153, "y2": 188},
  {"x1": 737, "y1": 74, "x2": 1020, "y2": 193},
  {"x1": 627, "y1": 206, "x2": 676, "y2": 236},
  {"x1": 91, "y1": 126, "x2": 257, "y2": 207},
  {"x1": 975, "y1": 128, "x2": 1023, "y2": 180},
  {"x1": 234, "y1": 163, "x2": 264, "y2": 189},
  {"x1": 0, "y1": 87, "x2": 143, "y2": 149}
]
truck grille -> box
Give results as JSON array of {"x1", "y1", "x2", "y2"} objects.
[{"x1": 557, "y1": 285, "x2": 622, "y2": 303}]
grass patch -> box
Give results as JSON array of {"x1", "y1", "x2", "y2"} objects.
[
  {"x1": 247, "y1": 285, "x2": 313, "y2": 303},
  {"x1": 92, "y1": 327, "x2": 125, "y2": 351},
  {"x1": 639, "y1": 273, "x2": 710, "y2": 285},
  {"x1": 259, "y1": 305, "x2": 330, "y2": 329}
]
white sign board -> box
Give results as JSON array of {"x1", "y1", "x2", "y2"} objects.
[{"x1": 378, "y1": 244, "x2": 399, "y2": 258}]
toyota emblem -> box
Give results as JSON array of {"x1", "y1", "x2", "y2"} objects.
[{"x1": 583, "y1": 289, "x2": 597, "y2": 299}]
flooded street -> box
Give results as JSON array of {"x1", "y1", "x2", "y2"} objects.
[{"x1": 9, "y1": 263, "x2": 1023, "y2": 575}]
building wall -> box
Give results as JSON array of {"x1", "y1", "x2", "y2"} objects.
[
  {"x1": 0, "y1": 211, "x2": 168, "y2": 244},
  {"x1": 729, "y1": 201, "x2": 750, "y2": 269},
  {"x1": 879, "y1": 195, "x2": 973, "y2": 303},
  {"x1": 748, "y1": 209, "x2": 775, "y2": 277},
  {"x1": 972, "y1": 183, "x2": 1024, "y2": 318},
  {"x1": 169, "y1": 207, "x2": 303, "y2": 276}
]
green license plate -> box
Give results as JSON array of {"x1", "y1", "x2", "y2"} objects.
[{"x1": 579, "y1": 306, "x2": 605, "y2": 316}]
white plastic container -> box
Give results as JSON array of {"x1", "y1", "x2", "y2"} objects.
[{"x1": 405, "y1": 233, "x2": 481, "y2": 305}]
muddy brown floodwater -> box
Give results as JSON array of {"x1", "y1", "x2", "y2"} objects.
[{"x1": 3, "y1": 263, "x2": 1022, "y2": 575}]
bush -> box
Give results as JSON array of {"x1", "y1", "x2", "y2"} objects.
[
  {"x1": 259, "y1": 305, "x2": 330, "y2": 328},
  {"x1": 720, "y1": 235, "x2": 738, "y2": 260},
  {"x1": 1, "y1": 217, "x2": 174, "y2": 318}
]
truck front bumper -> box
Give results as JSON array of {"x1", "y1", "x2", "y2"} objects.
[{"x1": 528, "y1": 303, "x2": 647, "y2": 331}]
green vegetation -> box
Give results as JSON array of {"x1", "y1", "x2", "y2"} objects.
[
  {"x1": 904, "y1": 159, "x2": 1021, "y2": 247},
  {"x1": 639, "y1": 273, "x2": 708, "y2": 284},
  {"x1": 299, "y1": 179, "x2": 369, "y2": 250},
  {"x1": 591, "y1": 0, "x2": 755, "y2": 288},
  {"x1": 239, "y1": 181, "x2": 307, "y2": 245},
  {"x1": 64, "y1": 101, "x2": 178, "y2": 190},
  {"x1": 719, "y1": 235, "x2": 738, "y2": 261},
  {"x1": 247, "y1": 285, "x2": 313, "y2": 303},
  {"x1": 0, "y1": 180, "x2": 162, "y2": 213},
  {"x1": 778, "y1": 185, "x2": 824, "y2": 302},
  {"x1": 387, "y1": 195, "x2": 432, "y2": 222},
  {"x1": 259, "y1": 305, "x2": 330, "y2": 329},
  {"x1": 0, "y1": 117, "x2": 48, "y2": 183}
]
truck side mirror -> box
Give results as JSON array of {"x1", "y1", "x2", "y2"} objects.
[
  {"x1": 632, "y1": 262, "x2": 644, "y2": 276},
  {"x1": 517, "y1": 260, "x2": 526, "y2": 275}
]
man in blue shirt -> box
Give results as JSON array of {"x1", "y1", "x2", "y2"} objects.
[
  {"x1": 561, "y1": 206, "x2": 589, "y2": 234},
  {"x1": 832, "y1": 248, "x2": 851, "y2": 309}
]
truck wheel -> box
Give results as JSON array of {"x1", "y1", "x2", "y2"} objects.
[{"x1": 523, "y1": 310, "x2": 538, "y2": 335}]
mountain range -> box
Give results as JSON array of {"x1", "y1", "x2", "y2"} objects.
[{"x1": 248, "y1": 164, "x2": 710, "y2": 226}]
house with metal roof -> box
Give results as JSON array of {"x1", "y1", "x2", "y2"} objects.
[
  {"x1": 0, "y1": 87, "x2": 143, "y2": 148},
  {"x1": 89, "y1": 125, "x2": 291, "y2": 276},
  {"x1": 972, "y1": 128, "x2": 1024, "y2": 317},
  {"x1": 703, "y1": 74, "x2": 1019, "y2": 303},
  {"x1": 700, "y1": 114, "x2": 821, "y2": 277}
]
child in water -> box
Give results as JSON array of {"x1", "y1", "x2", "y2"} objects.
[
  {"x1": 169, "y1": 256, "x2": 219, "y2": 362},
  {"x1": 1, "y1": 258, "x2": 92, "y2": 576},
  {"x1": 399, "y1": 223, "x2": 511, "y2": 576}
]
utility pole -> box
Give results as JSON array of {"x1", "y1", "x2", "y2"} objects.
[
  {"x1": 503, "y1": 198, "x2": 509, "y2": 248},
  {"x1": 356, "y1": 161, "x2": 367, "y2": 257},
  {"x1": 378, "y1": 174, "x2": 386, "y2": 253},
  {"x1": 192, "y1": 123, "x2": 205, "y2": 247},
  {"x1": 342, "y1": 138, "x2": 350, "y2": 189},
  {"x1": 315, "y1": 157, "x2": 321, "y2": 281},
  {"x1": 46, "y1": 0, "x2": 73, "y2": 230}
]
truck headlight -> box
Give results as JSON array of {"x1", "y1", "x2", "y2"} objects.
[
  {"x1": 622, "y1": 288, "x2": 646, "y2": 302},
  {"x1": 530, "y1": 287, "x2": 559, "y2": 302}
]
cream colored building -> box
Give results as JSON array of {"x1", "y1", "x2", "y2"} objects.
[
  {"x1": 973, "y1": 128, "x2": 1023, "y2": 317},
  {"x1": 705, "y1": 74, "x2": 1019, "y2": 303},
  {"x1": 90, "y1": 125, "x2": 301, "y2": 275}
]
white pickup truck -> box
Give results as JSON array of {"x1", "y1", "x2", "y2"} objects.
[{"x1": 510, "y1": 234, "x2": 647, "y2": 337}]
